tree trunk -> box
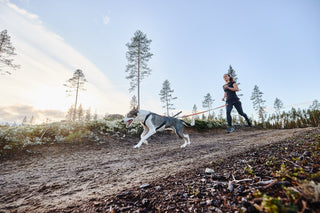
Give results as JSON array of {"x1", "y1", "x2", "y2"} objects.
[
  {"x1": 137, "y1": 42, "x2": 141, "y2": 110},
  {"x1": 166, "y1": 94, "x2": 169, "y2": 116},
  {"x1": 73, "y1": 76, "x2": 80, "y2": 121}
]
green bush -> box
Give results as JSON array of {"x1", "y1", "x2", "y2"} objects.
[
  {"x1": 0, "y1": 118, "x2": 229, "y2": 156},
  {"x1": 193, "y1": 119, "x2": 226, "y2": 131}
]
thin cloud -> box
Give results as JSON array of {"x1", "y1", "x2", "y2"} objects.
[
  {"x1": 0, "y1": 105, "x2": 65, "y2": 123},
  {"x1": 5, "y1": 0, "x2": 41, "y2": 23},
  {"x1": 0, "y1": 1, "x2": 130, "y2": 122}
]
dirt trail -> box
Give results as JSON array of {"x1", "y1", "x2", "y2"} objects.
[{"x1": 0, "y1": 127, "x2": 312, "y2": 212}]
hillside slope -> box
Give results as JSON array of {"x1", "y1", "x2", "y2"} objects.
[{"x1": 0, "y1": 127, "x2": 317, "y2": 212}]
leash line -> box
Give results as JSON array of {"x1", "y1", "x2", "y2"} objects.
[
  {"x1": 180, "y1": 104, "x2": 228, "y2": 118},
  {"x1": 172, "y1": 111, "x2": 182, "y2": 118}
]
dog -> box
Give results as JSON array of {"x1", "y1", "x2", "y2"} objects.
[{"x1": 122, "y1": 107, "x2": 194, "y2": 148}]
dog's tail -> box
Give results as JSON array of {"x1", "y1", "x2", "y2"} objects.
[{"x1": 182, "y1": 119, "x2": 195, "y2": 127}]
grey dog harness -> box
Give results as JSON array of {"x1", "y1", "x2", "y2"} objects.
[{"x1": 143, "y1": 113, "x2": 168, "y2": 130}]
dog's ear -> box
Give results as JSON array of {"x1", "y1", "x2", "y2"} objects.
[
  {"x1": 133, "y1": 107, "x2": 139, "y2": 116},
  {"x1": 131, "y1": 106, "x2": 136, "y2": 111}
]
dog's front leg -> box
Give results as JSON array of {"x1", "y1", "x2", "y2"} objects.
[
  {"x1": 134, "y1": 128, "x2": 156, "y2": 148},
  {"x1": 140, "y1": 123, "x2": 149, "y2": 144}
]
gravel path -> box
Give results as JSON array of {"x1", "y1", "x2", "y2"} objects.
[{"x1": 0, "y1": 127, "x2": 311, "y2": 212}]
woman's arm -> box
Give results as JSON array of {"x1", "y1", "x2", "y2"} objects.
[
  {"x1": 225, "y1": 82, "x2": 239, "y2": 92},
  {"x1": 222, "y1": 92, "x2": 227, "y2": 101}
]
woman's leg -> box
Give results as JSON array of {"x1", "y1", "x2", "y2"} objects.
[
  {"x1": 226, "y1": 103, "x2": 233, "y2": 126},
  {"x1": 234, "y1": 101, "x2": 251, "y2": 126}
]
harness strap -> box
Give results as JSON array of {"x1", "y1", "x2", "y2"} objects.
[
  {"x1": 143, "y1": 113, "x2": 168, "y2": 130},
  {"x1": 143, "y1": 113, "x2": 152, "y2": 126},
  {"x1": 156, "y1": 117, "x2": 169, "y2": 130}
]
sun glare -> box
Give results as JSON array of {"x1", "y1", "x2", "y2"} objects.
[{"x1": 25, "y1": 84, "x2": 71, "y2": 112}]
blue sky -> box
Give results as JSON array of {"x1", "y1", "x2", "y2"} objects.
[{"x1": 0, "y1": 0, "x2": 319, "y2": 123}]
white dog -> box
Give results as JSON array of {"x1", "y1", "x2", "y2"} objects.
[{"x1": 122, "y1": 108, "x2": 194, "y2": 148}]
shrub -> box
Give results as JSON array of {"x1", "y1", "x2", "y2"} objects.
[{"x1": 0, "y1": 118, "x2": 228, "y2": 156}]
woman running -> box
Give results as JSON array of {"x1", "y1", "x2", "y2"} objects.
[{"x1": 222, "y1": 74, "x2": 251, "y2": 133}]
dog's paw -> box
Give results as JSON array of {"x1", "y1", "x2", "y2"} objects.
[
  {"x1": 143, "y1": 140, "x2": 148, "y2": 144},
  {"x1": 180, "y1": 144, "x2": 187, "y2": 148},
  {"x1": 133, "y1": 144, "x2": 140, "y2": 148}
]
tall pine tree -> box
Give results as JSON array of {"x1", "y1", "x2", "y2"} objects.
[
  {"x1": 130, "y1": 95, "x2": 138, "y2": 109},
  {"x1": 202, "y1": 93, "x2": 214, "y2": 119},
  {"x1": 274, "y1": 98, "x2": 284, "y2": 118},
  {"x1": 0, "y1": 30, "x2": 20, "y2": 75},
  {"x1": 63, "y1": 69, "x2": 87, "y2": 121},
  {"x1": 227, "y1": 65, "x2": 238, "y2": 82},
  {"x1": 251, "y1": 85, "x2": 266, "y2": 127},
  {"x1": 310, "y1": 99, "x2": 320, "y2": 111},
  {"x1": 192, "y1": 104, "x2": 199, "y2": 119},
  {"x1": 125, "y1": 30, "x2": 153, "y2": 109},
  {"x1": 159, "y1": 80, "x2": 177, "y2": 116}
]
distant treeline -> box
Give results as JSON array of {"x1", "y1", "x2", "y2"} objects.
[{"x1": 261, "y1": 107, "x2": 320, "y2": 129}]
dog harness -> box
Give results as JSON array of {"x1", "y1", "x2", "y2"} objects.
[
  {"x1": 156, "y1": 117, "x2": 169, "y2": 130},
  {"x1": 143, "y1": 113, "x2": 152, "y2": 126},
  {"x1": 143, "y1": 113, "x2": 169, "y2": 130}
]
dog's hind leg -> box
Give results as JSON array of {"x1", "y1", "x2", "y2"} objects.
[
  {"x1": 180, "y1": 134, "x2": 190, "y2": 148},
  {"x1": 174, "y1": 128, "x2": 190, "y2": 148},
  {"x1": 181, "y1": 134, "x2": 191, "y2": 148}
]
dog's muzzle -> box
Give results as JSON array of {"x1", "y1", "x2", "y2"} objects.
[{"x1": 122, "y1": 118, "x2": 134, "y2": 128}]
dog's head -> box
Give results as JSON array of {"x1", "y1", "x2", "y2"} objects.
[{"x1": 122, "y1": 107, "x2": 139, "y2": 128}]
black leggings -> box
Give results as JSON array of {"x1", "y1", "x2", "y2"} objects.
[{"x1": 226, "y1": 101, "x2": 250, "y2": 126}]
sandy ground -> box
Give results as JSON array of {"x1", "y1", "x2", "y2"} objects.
[{"x1": 0, "y1": 127, "x2": 313, "y2": 212}]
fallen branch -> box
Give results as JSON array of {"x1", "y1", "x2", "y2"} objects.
[
  {"x1": 232, "y1": 174, "x2": 253, "y2": 183},
  {"x1": 228, "y1": 181, "x2": 233, "y2": 192},
  {"x1": 40, "y1": 127, "x2": 50, "y2": 141},
  {"x1": 263, "y1": 180, "x2": 291, "y2": 189},
  {"x1": 256, "y1": 179, "x2": 276, "y2": 186},
  {"x1": 283, "y1": 158, "x2": 309, "y2": 171}
]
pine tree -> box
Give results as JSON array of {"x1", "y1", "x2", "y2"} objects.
[
  {"x1": 0, "y1": 30, "x2": 20, "y2": 75},
  {"x1": 202, "y1": 93, "x2": 214, "y2": 119},
  {"x1": 22, "y1": 116, "x2": 27, "y2": 125},
  {"x1": 227, "y1": 65, "x2": 238, "y2": 82},
  {"x1": 30, "y1": 116, "x2": 34, "y2": 124},
  {"x1": 159, "y1": 79, "x2": 177, "y2": 116},
  {"x1": 274, "y1": 98, "x2": 284, "y2": 120},
  {"x1": 66, "y1": 105, "x2": 75, "y2": 121},
  {"x1": 310, "y1": 99, "x2": 320, "y2": 111},
  {"x1": 251, "y1": 85, "x2": 266, "y2": 127},
  {"x1": 130, "y1": 95, "x2": 138, "y2": 109},
  {"x1": 85, "y1": 108, "x2": 91, "y2": 121},
  {"x1": 63, "y1": 69, "x2": 87, "y2": 121},
  {"x1": 192, "y1": 104, "x2": 199, "y2": 119},
  {"x1": 77, "y1": 104, "x2": 84, "y2": 121},
  {"x1": 125, "y1": 30, "x2": 153, "y2": 109},
  {"x1": 309, "y1": 100, "x2": 320, "y2": 127},
  {"x1": 93, "y1": 111, "x2": 98, "y2": 120}
]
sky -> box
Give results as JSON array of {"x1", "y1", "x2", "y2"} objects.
[{"x1": 0, "y1": 0, "x2": 319, "y2": 124}]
